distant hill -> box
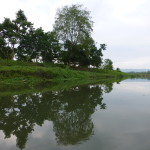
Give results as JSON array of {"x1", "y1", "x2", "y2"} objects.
[{"x1": 121, "y1": 69, "x2": 150, "y2": 73}]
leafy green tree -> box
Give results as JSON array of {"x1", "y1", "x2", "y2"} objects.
[
  {"x1": 17, "y1": 27, "x2": 60, "y2": 62},
  {"x1": 53, "y1": 4, "x2": 93, "y2": 66},
  {"x1": 53, "y1": 4, "x2": 106, "y2": 68},
  {"x1": 0, "y1": 34, "x2": 8, "y2": 59},
  {"x1": 40, "y1": 31, "x2": 61, "y2": 63},
  {"x1": 16, "y1": 29, "x2": 35, "y2": 62},
  {"x1": 116, "y1": 67, "x2": 121, "y2": 72},
  {"x1": 53, "y1": 4, "x2": 93, "y2": 45},
  {"x1": 102, "y1": 59, "x2": 113, "y2": 70},
  {"x1": 62, "y1": 40, "x2": 80, "y2": 66},
  {"x1": 14, "y1": 9, "x2": 34, "y2": 60},
  {"x1": 0, "y1": 18, "x2": 17, "y2": 59},
  {"x1": 13, "y1": 9, "x2": 34, "y2": 43},
  {"x1": 14, "y1": 9, "x2": 33, "y2": 33},
  {"x1": 79, "y1": 38, "x2": 106, "y2": 67},
  {"x1": 89, "y1": 44, "x2": 105, "y2": 68},
  {"x1": 62, "y1": 37, "x2": 105, "y2": 67},
  {"x1": 0, "y1": 7, "x2": 108, "y2": 66},
  {"x1": 0, "y1": 10, "x2": 33, "y2": 60}
]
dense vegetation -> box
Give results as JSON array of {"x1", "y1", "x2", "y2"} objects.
[
  {"x1": 0, "y1": 4, "x2": 127, "y2": 87},
  {"x1": 0, "y1": 10, "x2": 60, "y2": 63},
  {"x1": 0, "y1": 59, "x2": 127, "y2": 86},
  {"x1": 0, "y1": 4, "x2": 112, "y2": 68}
]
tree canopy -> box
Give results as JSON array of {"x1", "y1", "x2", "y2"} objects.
[
  {"x1": 102, "y1": 59, "x2": 113, "y2": 70},
  {"x1": 53, "y1": 4, "x2": 106, "y2": 67},
  {"x1": 0, "y1": 9, "x2": 60, "y2": 63},
  {"x1": 53, "y1": 4, "x2": 93, "y2": 45},
  {"x1": 0, "y1": 5, "x2": 113, "y2": 69}
]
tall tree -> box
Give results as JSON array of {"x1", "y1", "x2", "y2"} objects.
[
  {"x1": 53, "y1": 4, "x2": 106, "y2": 68},
  {"x1": 0, "y1": 18, "x2": 17, "y2": 59},
  {"x1": 13, "y1": 9, "x2": 33, "y2": 60},
  {"x1": 61, "y1": 36, "x2": 105, "y2": 67},
  {"x1": 17, "y1": 28, "x2": 60, "y2": 62},
  {"x1": 89, "y1": 44, "x2": 106, "y2": 67},
  {"x1": 0, "y1": 30, "x2": 7, "y2": 59},
  {"x1": 53, "y1": 4, "x2": 93, "y2": 45},
  {"x1": 40, "y1": 31, "x2": 61, "y2": 63},
  {"x1": 13, "y1": 9, "x2": 33, "y2": 37},
  {"x1": 0, "y1": 10, "x2": 33, "y2": 60}
]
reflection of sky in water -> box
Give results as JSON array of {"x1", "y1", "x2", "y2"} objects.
[
  {"x1": 93, "y1": 80, "x2": 150, "y2": 150},
  {"x1": 1, "y1": 79, "x2": 150, "y2": 150},
  {"x1": 123, "y1": 78, "x2": 150, "y2": 82}
]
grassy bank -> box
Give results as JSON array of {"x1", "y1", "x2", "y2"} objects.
[
  {"x1": 0, "y1": 78, "x2": 124, "y2": 97},
  {"x1": 0, "y1": 59, "x2": 129, "y2": 87}
]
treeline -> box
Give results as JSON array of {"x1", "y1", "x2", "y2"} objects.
[
  {"x1": 0, "y1": 4, "x2": 113, "y2": 69},
  {"x1": 0, "y1": 10, "x2": 60, "y2": 63}
]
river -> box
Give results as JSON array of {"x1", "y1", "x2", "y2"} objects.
[{"x1": 0, "y1": 78, "x2": 150, "y2": 150}]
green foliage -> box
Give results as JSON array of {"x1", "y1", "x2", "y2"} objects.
[
  {"x1": 0, "y1": 6, "x2": 113, "y2": 69},
  {"x1": 17, "y1": 28, "x2": 60, "y2": 62},
  {"x1": 116, "y1": 67, "x2": 121, "y2": 72},
  {"x1": 0, "y1": 18, "x2": 16, "y2": 59},
  {"x1": 0, "y1": 10, "x2": 61, "y2": 63},
  {"x1": 53, "y1": 4, "x2": 93, "y2": 45},
  {"x1": 102, "y1": 59, "x2": 113, "y2": 70},
  {"x1": 40, "y1": 31, "x2": 61, "y2": 63},
  {"x1": 62, "y1": 38, "x2": 105, "y2": 67},
  {"x1": 0, "y1": 10, "x2": 33, "y2": 60},
  {"x1": 53, "y1": 4, "x2": 107, "y2": 68},
  {"x1": 0, "y1": 59, "x2": 127, "y2": 86}
]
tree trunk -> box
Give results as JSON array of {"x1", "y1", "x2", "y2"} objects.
[{"x1": 11, "y1": 46, "x2": 14, "y2": 60}]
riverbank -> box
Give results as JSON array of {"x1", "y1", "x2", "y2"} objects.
[{"x1": 0, "y1": 59, "x2": 128, "y2": 87}]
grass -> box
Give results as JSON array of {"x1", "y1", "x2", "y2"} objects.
[
  {"x1": 0, "y1": 77, "x2": 124, "y2": 97},
  {"x1": 0, "y1": 59, "x2": 129, "y2": 87}
]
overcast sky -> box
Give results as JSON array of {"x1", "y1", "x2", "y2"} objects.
[{"x1": 0, "y1": 0, "x2": 149, "y2": 69}]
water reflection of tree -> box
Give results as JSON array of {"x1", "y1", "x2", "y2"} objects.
[
  {"x1": 0, "y1": 83, "x2": 113, "y2": 149},
  {"x1": 52, "y1": 85, "x2": 106, "y2": 145}
]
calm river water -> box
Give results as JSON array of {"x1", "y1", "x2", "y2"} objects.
[{"x1": 0, "y1": 79, "x2": 150, "y2": 150}]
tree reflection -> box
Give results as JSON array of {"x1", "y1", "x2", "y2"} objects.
[
  {"x1": 0, "y1": 82, "x2": 114, "y2": 149},
  {"x1": 53, "y1": 85, "x2": 104, "y2": 145}
]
